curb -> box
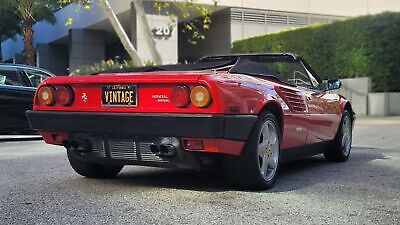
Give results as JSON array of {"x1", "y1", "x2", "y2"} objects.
[{"x1": 0, "y1": 137, "x2": 43, "y2": 142}]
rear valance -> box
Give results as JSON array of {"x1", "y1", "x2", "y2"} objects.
[{"x1": 26, "y1": 111, "x2": 257, "y2": 141}]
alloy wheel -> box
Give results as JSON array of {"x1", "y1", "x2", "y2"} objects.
[{"x1": 257, "y1": 120, "x2": 280, "y2": 182}]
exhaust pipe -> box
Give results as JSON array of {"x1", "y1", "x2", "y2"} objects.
[
  {"x1": 70, "y1": 140, "x2": 79, "y2": 150},
  {"x1": 150, "y1": 144, "x2": 159, "y2": 154},
  {"x1": 67, "y1": 139, "x2": 91, "y2": 152},
  {"x1": 150, "y1": 144, "x2": 176, "y2": 157},
  {"x1": 159, "y1": 144, "x2": 176, "y2": 157}
]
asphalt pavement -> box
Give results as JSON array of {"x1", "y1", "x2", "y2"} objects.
[{"x1": 0, "y1": 117, "x2": 399, "y2": 224}]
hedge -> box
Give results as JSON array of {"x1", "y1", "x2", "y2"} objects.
[
  {"x1": 69, "y1": 59, "x2": 137, "y2": 75},
  {"x1": 232, "y1": 12, "x2": 400, "y2": 92}
]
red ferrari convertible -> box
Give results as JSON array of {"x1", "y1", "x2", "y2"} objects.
[{"x1": 26, "y1": 53, "x2": 354, "y2": 189}]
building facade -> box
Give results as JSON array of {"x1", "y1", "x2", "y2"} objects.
[{"x1": 1, "y1": 0, "x2": 400, "y2": 75}]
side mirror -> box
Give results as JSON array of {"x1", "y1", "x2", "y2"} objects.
[{"x1": 326, "y1": 79, "x2": 341, "y2": 91}]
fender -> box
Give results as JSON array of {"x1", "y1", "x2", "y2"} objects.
[{"x1": 339, "y1": 94, "x2": 355, "y2": 117}]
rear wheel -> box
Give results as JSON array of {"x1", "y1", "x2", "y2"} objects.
[
  {"x1": 67, "y1": 149, "x2": 123, "y2": 178},
  {"x1": 223, "y1": 112, "x2": 281, "y2": 190},
  {"x1": 324, "y1": 110, "x2": 353, "y2": 162}
]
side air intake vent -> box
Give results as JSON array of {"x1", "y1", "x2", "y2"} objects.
[{"x1": 276, "y1": 87, "x2": 307, "y2": 113}]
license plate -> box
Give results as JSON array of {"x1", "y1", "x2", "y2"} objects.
[{"x1": 101, "y1": 84, "x2": 137, "y2": 106}]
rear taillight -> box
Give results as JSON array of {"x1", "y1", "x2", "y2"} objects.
[
  {"x1": 37, "y1": 85, "x2": 74, "y2": 106},
  {"x1": 55, "y1": 85, "x2": 74, "y2": 106},
  {"x1": 171, "y1": 84, "x2": 212, "y2": 108},
  {"x1": 171, "y1": 85, "x2": 190, "y2": 108},
  {"x1": 37, "y1": 85, "x2": 55, "y2": 106},
  {"x1": 190, "y1": 85, "x2": 211, "y2": 108}
]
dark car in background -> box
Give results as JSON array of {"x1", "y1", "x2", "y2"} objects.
[{"x1": 0, "y1": 64, "x2": 53, "y2": 133}]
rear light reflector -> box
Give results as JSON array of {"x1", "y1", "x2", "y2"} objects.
[
  {"x1": 55, "y1": 85, "x2": 74, "y2": 106},
  {"x1": 183, "y1": 139, "x2": 204, "y2": 150},
  {"x1": 190, "y1": 85, "x2": 211, "y2": 108},
  {"x1": 37, "y1": 85, "x2": 55, "y2": 106},
  {"x1": 171, "y1": 85, "x2": 190, "y2": 108},
  {"x1": 40, "y1": 132, "x2": 68, "y2": 145}
]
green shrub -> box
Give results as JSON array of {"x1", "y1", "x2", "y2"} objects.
[
  {"x1": 70, "y1": 59, "x2": 136, "y2": 75},
  {"x1": 233, "y1": 12, "x2": 400, "y2": 92}
]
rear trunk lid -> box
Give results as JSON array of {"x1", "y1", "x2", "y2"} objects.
[{"x1": 34, "y1": 71, "x2": 221, "y2": 113}]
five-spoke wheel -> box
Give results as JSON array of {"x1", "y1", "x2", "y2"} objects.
[
  {"x1": 325, "y1": 110, "x2": 353, "y2": 162},
  {"x1": 223, "y1": 111, "x2": 281, "y2": 190},
  {"x1": 257, "y1": 120, "x2": 280, "y2": 182}
]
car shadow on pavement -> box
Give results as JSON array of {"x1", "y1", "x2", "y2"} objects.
[
  {"x1": 267, "y1": 147, "x2": 387, "y2": 193},
  {"x1": 74, "y1": 147, "x2": 384, "y2": 193}
]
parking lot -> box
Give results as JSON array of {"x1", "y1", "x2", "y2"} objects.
[{"x1": 0, "y1": 117, "x2": 399, "y2": 225}]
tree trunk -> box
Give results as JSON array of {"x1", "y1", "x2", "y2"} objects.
[
  {"x1": 22, "y1": 21, "x2": 35, "y2": 66},
  {"x1": 132, "y1": 0, "x2": 162, "y2": 65},
  {"x1": 99, "y1": 0, "x2": 144, "y2": 67}
]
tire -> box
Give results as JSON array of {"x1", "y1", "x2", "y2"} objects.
[
  {"x1": 67, "y1": 149, "x2": 124, "y2": 178},
  {"x1": 223, "y1": 112, "x2": 281, "y2": 190},
  {"x1": 324, "y1": 110, "x2": 353, "y2": 162}
]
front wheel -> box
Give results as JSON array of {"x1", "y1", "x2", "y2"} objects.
[
  {"x1": 223, "y1": 112, "x2": 281, "y2": 190},
  {"x1": 324, "y1": 110, "x2": 353, "y2": 162},
  {"x1": 67, "y1": 149, "x2": 124, "y2": 178}
]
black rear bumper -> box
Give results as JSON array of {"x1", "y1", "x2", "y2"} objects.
[{"x1": 26, "y1": 111, "x2": 257, "y2": 141}]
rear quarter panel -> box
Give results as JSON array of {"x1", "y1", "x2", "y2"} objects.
[
  {"x1": 202, "y1": 72, "x2": 308, "y2": 149},
  {"x1": 201, "y1": 72, "x2": 277, "y2": 115}
]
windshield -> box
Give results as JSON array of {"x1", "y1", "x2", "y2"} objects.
[
  {"x1": 104, "y1": 54, "x2": 321, "y2": 89},
  {"x1": 224, "y1": 55, "x2": 318, "y2": 89},
  {"x1": 264, "y1": 60, "x2": 312, "y2": 88}
]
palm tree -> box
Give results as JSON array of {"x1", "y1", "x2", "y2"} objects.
[
  {"x1": 0, "y1": 4, "x2": 20, "y2": 61},
  {"x1": 0, "y1": 0, "x2": 57, "y2": 65}
]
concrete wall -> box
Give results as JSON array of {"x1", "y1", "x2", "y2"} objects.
[
  {"x1": 368, "y1": 92, "x2": 400, "y2": 116},
  {"x1": 388, "y1": 93, "x2": 400, "y2": 115},
  {"x1": 136, "y1": 14, "x2": 178, "y2": 64},
  {"x1": 338, "y1": 77, "x2": 371, "y2": 116},
  {"x1": 37, "y1": 44, "x2": 69, "y2": 75},
  {"x1": 199, "y1": 0, "x2": 400, "y2": 17},
  {"x1": 230, "y1": 8, "x2": 342, "y2": 42},
  {"x1": 338, "y1": 77, "x2": 400, "y2": 116},
  {"x1": 68, "y1": 29, "x2": 106, "y2": 69},
  {"x1": 368, "y1": 93, "x2": 388, "y2": 116},
  {"x1": 179, "y1": 8, "x2": 231, "y2": 62}
]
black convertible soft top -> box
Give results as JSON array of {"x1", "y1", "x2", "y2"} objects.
[
  {"x1": 95, "y1": 53, "x2": 299, "y2": 82},
  {"x1": 97, "y1": 59, "x2": 236, "y2": 74}
]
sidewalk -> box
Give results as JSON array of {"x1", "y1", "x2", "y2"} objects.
[
  {"x1": 0, "y1": 135, "x2": 42, "y2": 142},
  {"x1": 353, "y1": 116, "x2": 400, "y2": 149}
]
